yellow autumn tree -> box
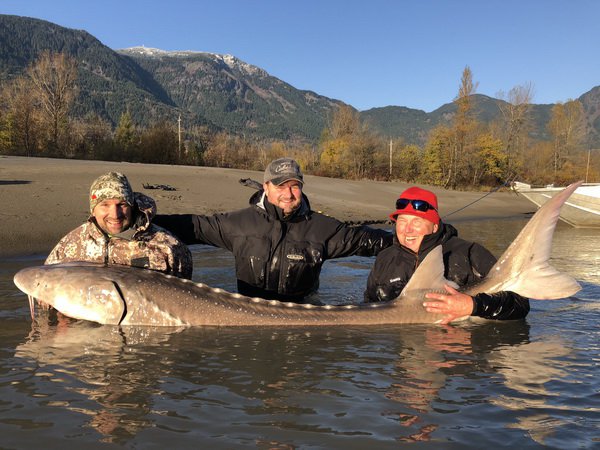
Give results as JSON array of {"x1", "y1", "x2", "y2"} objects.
[
  {"x1": 421, "y1": 125, "x2": 453, "y2": 185},
  {"x1": 319, "y1": 104, "x2": 381, "y2": 179},
  {"x1": 473, "y1": 133, "x2": 506, "y2": 185}
]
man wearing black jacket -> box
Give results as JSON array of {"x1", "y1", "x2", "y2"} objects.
[
  {"x1": 364, "y1": 186, "x2": 530, "y2": 323},
  {"x1": 154, "y1": 157, "x2": 392, "y2": 303}
]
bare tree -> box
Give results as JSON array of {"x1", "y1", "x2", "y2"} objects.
[
  {"x1": 27, "y1": 51, "x2": 78, "y2": 154},
  {"x1": 448, "y1": 66, "x2": 479, "y2": 188},
  {"x1": 72, "y1": 114, "x2": 113, "y2": 159},
  {"x1": 548, "y1": 100, "x2": 586, "y2": 178},
  {"x1": 1, "y1": 77, "x2": 40, "y2": 156},
  {"x1": 496, "y1": 82, "x2": 534, "y2": 177},
  {"x1": 326, "y1": 104, "x2": 360, "y2": 140}
]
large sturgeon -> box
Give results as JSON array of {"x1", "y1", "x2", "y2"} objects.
[{"x1": 13, "y1": 182, "x2": 582, "y2": 326}]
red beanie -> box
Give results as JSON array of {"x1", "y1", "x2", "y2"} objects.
[{"x1": 389, "y1": 186, "x2": 440, "y2": 224}]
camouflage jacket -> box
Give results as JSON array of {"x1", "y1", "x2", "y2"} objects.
[{"x1": 46, "y1": 193, "x2": 193, "y2": 279}]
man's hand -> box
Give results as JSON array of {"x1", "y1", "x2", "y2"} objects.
[{"x1": 423, "y1": 284, "x2": 474, "y2": 324}]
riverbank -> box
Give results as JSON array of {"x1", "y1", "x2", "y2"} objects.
[{"x1": 0, "y1": 155, "x2": 533, "y2": 257}]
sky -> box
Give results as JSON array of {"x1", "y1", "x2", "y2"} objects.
[{"x1": 2, "y1": 0, "x2": 599, "y2": 112}]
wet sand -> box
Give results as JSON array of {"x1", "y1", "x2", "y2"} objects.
[{"x1": 0, "y1": 155, "x2": 534, "y2": 257}]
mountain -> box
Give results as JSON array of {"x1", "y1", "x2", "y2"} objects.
[
  {"x1": 579, "y1": 86, "x2": 600, "y2": 146},
  {"x1": 360, "y1": 106, "x2": 432, "y2": 144},
  {"x1": 0, "y1": 14, "x2": 598, "y2": 147},
  {"x1": 118, "y1": 47, "x2": 344, "y2": 141},
  {"x1": 0, "y1": 14, "x2": 183, "y2": 127},
  {"x1": 361, "y1": 94, "x2": 565, "y2": 146}
]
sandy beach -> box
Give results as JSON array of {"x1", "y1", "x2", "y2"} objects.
[{"x1": 0, "y1": 155, "x2": 534, "y2": 257}]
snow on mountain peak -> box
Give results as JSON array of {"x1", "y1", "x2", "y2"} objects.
[{"x1": 121, "y1": 47, "x2": 265, "y2": 76}]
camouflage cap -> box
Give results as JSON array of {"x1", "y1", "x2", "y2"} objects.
[
  {"x1": 89, "y1": 172, "x2": 134, "y2": 213},
  {"x1": 263, "y1": 157, "x2": 304, "y2": 185}
]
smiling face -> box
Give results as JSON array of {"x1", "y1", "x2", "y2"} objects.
[
  {"x1": 263, "y1": 180, "x2": 303, "y2": 216},
  {"x1": 395, "y1": 214, "x2": 438, "y2": 253},
  {"x1": 92, "y1": 198, "x2": 133, "y2": 235}
]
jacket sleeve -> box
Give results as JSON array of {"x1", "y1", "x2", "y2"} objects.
[
  {"x1": 467, "y1": 242, "x2": 497, "y2": 279},
  {"x1": 45, "y1": 240, "x2": 66, "y2": 265},
  {"x1": 153, "y1": 214, "x2": 233, "y2": 251},
  {"x1": 364, "y1": 265, "x2": 403, "y2": 303},
  {"x1": 45, "y1": 225, "x2": 85, "y2": 265},
  {"x1": 162, "y1": 235, "x2": 194, "y2": 280},
  {"x1": 327, "y1": 224, "x2": 393, "y2": 259},
  {"x1": 468, "y1": 242, "x2": 530, "y2": 320},
  {"x1": 472, "y1": 292, "x2": 531, "y2": 320},
  {"x1": 364, "y1": 261, "x2": 382, "y2": 303}
]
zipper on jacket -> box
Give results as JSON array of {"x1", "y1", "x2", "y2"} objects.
[{"x1": 275, "y1": 221, "x2": 287, "y2": 293}]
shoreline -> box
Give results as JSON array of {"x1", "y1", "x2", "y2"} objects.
[{"x1": 0, "y1": 155, "x2": 534, "y2": 258}]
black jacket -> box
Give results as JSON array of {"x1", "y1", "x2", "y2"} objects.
[
  {"x1": 154, "y1": 191, "x2": 392, "y2": 302},
  {"x1": 364, "y1": 223, "x2": 530, "y2": 320}
]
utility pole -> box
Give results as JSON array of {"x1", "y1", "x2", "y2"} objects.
[
  {"x1": 178, "y1": 115, "x2": 182, "y2": 160},
  {"x1": 389, "y1": 139, "x2": 393, "y2": 177},
  {"x1": 586, "y1": 148, "x2": 591, "y2": 183}
]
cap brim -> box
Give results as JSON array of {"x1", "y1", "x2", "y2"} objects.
[{"x1": 270, "y1": 176, "x2": 304, "y2": 186}]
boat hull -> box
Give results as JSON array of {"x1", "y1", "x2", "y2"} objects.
[{"x1": 513, "y1": 182, "x2": 600, "y2": 228}]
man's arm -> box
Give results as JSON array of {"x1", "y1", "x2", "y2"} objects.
[
  {"x1": 153, "y1": 214, "x2": 202, "y2": 245},
  {"x1": 423, "y1": 238, "x2": 531, "y2": 322},
  {"x1": 423, "y1": 285, "x2": 530, "y2": 323},
  {"x1": 45, "y1": 241, "x2": 65, "y2": 265},
  {"x1": 154, "y1": 214, "x2": 233, "y2": 251},
  {"x1": 170, "y1": 241, "x2": 194, "y2": 280},
  {"x1": 45, "y1": 226, "x2": 84, "y2": 265},
  {"x1": 327, "y1": 223, "x2": 393, "y2": 259},
  {"x1": 467, "y1": 242, "x2": 531, "y2": 320},
  {"x1": 471, "y1": 291, "x2": 530, "y2": 320}
]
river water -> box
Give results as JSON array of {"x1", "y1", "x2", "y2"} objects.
[{"x1": 0, "y1": 218, "x2": 599, "y2": 449}]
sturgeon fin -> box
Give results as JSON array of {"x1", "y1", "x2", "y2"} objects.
[
  {"x1": 482, "y1": 181, "x2": 582, "y2": 299},
  {"x1": 399, "y1": 246, "x2": 457, "y2": 297}
]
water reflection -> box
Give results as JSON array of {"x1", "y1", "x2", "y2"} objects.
[
  {"x1": 486, "y1": 337, "x2": 574, "y2": 446},
  {"x1": 550, "y1": 226, "x2": 600, "y2": 283},
  {"x1": 15, "y1": 318, "x2": 185, "y2": 444},
  {"x1": 10, "y1": 316, "x2": 548, "y2": 446}
]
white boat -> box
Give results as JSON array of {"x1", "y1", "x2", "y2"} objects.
[{"x1": 513, "y1": 181, "x2": 600, "y2": 228}]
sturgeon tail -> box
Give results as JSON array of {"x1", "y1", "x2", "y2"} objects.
[{"x1": 482, "y1": 181, "x2": 582, "y2": 299}]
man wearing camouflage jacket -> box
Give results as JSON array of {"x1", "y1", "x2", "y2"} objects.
[{"x1": 46, "y1": 172, "x2": 193, "y2": 279}]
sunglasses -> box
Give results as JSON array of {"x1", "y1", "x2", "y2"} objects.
[{"x1": 395, "y1": 198, "x2": 437, "y2": 212}]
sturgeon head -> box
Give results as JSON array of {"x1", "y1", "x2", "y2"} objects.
[
  {"x1": 14, "y1": 262, "x2": 193, "y2": 326},
  {"x1": 14, "y1": 262, "x2": 127, "y2": 325}
]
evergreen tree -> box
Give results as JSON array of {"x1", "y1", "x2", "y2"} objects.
[{"x1": 114, "y1": 110, "x2": 138, "y2": 160}]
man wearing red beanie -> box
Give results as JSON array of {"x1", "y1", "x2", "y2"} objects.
[{"x1": 364, "y1": 186, "x2": 530, "y2": 323}]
